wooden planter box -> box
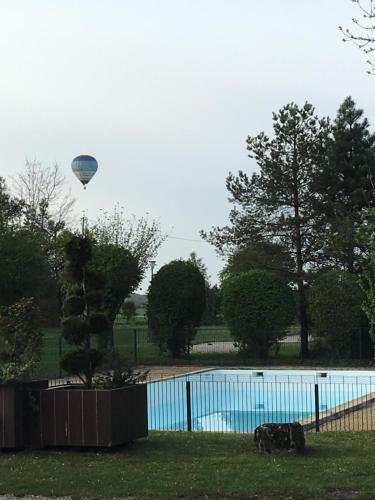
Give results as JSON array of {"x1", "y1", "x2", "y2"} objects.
[
  {"x1": 0, "y1": 381, "x2": 48, "y2": 449},
  {"x1": 39, "y1": 384, "x2": 148, "y2": 448}
]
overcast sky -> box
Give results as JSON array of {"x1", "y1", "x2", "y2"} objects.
[{"x1": 0, "y1": 1, "x2": 374, "y2": 291}]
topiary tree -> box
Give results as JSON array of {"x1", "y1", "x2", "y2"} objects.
[
  {"x1": 222, "y1": 269, "x2": 295, "y2": 359},
  {"x1": 148, "y1": 260, "x2": 206, "y2": 357},
  {"x1": 61, "y1": 236, "x2": 110, "y2": 388},
  {"x1": 122, "y1": 300, "x2": 136, "y2": 322},
  {"x1": 310, "y1": 269, "x2": 369, "y2": 358},
  {"x1": 0, "y1": 298, "x2": 43, "y2": 383}
]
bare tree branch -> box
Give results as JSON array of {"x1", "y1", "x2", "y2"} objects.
[{"x1": 340, "y1": 0, "x2": 375, "y2": 73}]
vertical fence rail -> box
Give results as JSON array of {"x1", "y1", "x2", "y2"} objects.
[
  {"x1": 146, "y1": 377, "x2": 375, "y2": 434},
  {"x1": 314, "y1": 383, "x2": 320, "y2": 432},
  {"x1": 133, "y1": 329, "x2": 138, "y2": 365},
  {"x1": 186, "y1": 381, "x2": 192, "y2": 432}
]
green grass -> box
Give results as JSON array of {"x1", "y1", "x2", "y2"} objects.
[
  {"x1": 1, "y1": 432, "x2": 375, "y2": 498},
  {"x1": 34, "y1": 323, "x2": 373, "y2": 379}
]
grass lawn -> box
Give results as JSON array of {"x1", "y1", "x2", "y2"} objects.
[
  {"x1": 0, "y1": 431, "x2": 374, "y2": 499},
  {"x1": 35, "y1": 324, "x2": 372, "y2": 378}
]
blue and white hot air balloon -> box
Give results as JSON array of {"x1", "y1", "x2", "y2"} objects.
[{"x1": 71, "y1": 155, "x2": 98, "y2": 189}]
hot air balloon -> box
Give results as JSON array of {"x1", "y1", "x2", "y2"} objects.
[{"x1": 71, "y1": 155, "x2": 98, "y2": 189}]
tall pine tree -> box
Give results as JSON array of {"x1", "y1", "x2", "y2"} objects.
[
  {"x1": 316, "y1": 97, "x2": 375, "y2": 273},
  {"x1": 202, "y1": 102, "x2": 331, "y2": 357}
]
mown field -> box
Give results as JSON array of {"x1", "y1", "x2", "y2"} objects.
[
  {"x1": 35, "y1": 322, "x2": 302, "y2": 378},
  {"x1": 0, "y1": 432, "x2": 374, "y2": 499}
]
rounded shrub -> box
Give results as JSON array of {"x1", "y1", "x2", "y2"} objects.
[
  {"x1": 61, "y1": 348, "x2": 103, "y2": 377},
  {"x1": 148, "y1": 260, "x2": 206, "y2": 357},
  {"x1": 89, "y1": 312, "x2": 111, "y2": 335},
  {"x1": 61, "y1": 317, "x2": 90, "y2": 345},
  {"x1": 64, "y1": 236, "x2": 92, "y2": 265},
  {"x1": 222, "y1": 269, "x2": 295, "y2": 359},
  {"x1": 63, "y1": 295, "x2": 85, "y2": 316},
  {"x1": 62, "y1": 262, "x2": 84, "y2": 284}
]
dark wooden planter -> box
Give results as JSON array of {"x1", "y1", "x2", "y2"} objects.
[
  {"x1": 0, "y1": 381, "x2": 48, "y2": 450},
  {"x1": 39, "y1": 384, "x2": 148, "y2": 448}
]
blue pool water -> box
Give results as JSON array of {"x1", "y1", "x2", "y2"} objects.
[{"x1": 147, "y1": 369, "x2": 375, "y2": 432}]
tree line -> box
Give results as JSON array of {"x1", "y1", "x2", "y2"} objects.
[{"x1": 202, "y1": 96, "x2": 375, "y2": 358}]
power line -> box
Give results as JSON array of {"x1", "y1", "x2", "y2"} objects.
[{"x1": 167, "y1": 235, "x2": 207, "y2": 243}]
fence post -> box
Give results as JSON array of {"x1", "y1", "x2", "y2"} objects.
[
  {"x1": 314, "y1": 383, "x2": 320, "y2": 432},
  {"x1": 58, "y1": 335, "x2": 63, "y2": 378},
  {"x1": 133, "y1": 329, "x2": 138, "y2": 365},
  {"x1": 186, "y1": 381, "x2": 192, "y2": 432}
]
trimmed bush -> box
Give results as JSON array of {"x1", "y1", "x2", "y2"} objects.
[
  {"x1": 64, "y1": 236, "x2": 92, "y2": 264},
  {"x1": 148, "y1": 260, "x2": 206, "y2": 357},
  {"x1": 61, "y1": 317, "x2": 90, "y2": 345},
  {"x1": 61, "y1": 348, "x2": 104, "y2": 380},
  {"x1": 60, "y1": 236, "x2": 109, "y2": 387},
  {"x1": 222, "y1": 269, "x2": 295, "y2": 359},
  {"x1": 63, "y1": 295, "x2": 85, "y2": 316}
]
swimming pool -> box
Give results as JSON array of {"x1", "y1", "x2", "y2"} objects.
[{"x1": 147, "y1": 369, "x2": 375, "y2": 432}]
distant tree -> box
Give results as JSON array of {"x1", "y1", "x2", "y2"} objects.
[
  {"x1": 0, "y1": 229, "x2": 50, "y2": 307},
  {"x1": 202, "y1": 102, "x2": 330, "y2": 357},
  {"x1": 91, "y1": 243, "x2": 141, "y2": 347},
  {"x1": 0, "y1": 177, "x2": 24, "y2": 231},
  {"x1": 222, "y1": 270, "x2": 295, "y2": 359},
  {"x1": 188, "y1": 252, "x2": 222, "y2": 325},
  {"x1": 13, "y1": 160, "x2": 75, "y2": 232},
  {"x1": 220, "y1": 241, "x2": 294, "y2": 282},
  {"x1": 310, "y1": 269, "x2": 369, "y2": 358},
  {"x1": 202, "y1": 285, "x2": 222, "y2": 325},
  {"x1": 0, "y1": 298, "x2": 43, "y2": 383},
  {"x1": 315, "y1": 97, "x2": 375, "y2": 273},
  {"x1": 148, "y1": 260, "x2": 206, "y2": 357},
  {"x1": 61, "y1": 236, "x2": 110, "y2": 388},
  {"x1": 122, "y1": 300, "x2": 136, "y2": 322},
  {"x1": 90, "y1": 204, "x2": 167, "y2": 277},
  {"x1": 188, "y1": 251, "x2": 210, "y2": 282},
  {"x1": 340, "y1": 1, "x2": 375, "y2": 74}
]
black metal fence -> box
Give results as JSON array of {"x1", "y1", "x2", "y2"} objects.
[
  {"x1": 147, "y1": 374, "x2": 375, "y2": 433},
  {"x1": 35, "y1": 324, "x2": 373, "y2": 380}
]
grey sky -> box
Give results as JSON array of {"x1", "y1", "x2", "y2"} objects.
[{"x1": 0, "y1": 1, "x2": 373, "y2": 290}]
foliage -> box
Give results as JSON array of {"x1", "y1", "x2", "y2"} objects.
[
  {"x1": 123, "y1": 300, "x2": 136, "y2": 321},
  {"x1": 188, "y1": 251, "x2": 210, "y2": 282},
  {"x1": 61, "y1": 236, "x2": 109, "y2": 387},
  {"x1": 202, "y1": 284, "x2": 222, "y2": 325},
  {"x1": 90, "y1": 204, "x2": 167, "y2": 276},
  {"x1": 340, "y1": 0, "x2": 375, "y2": 74},
  {"x1": 61, "y1": 349, "x2": 104, "y2": 381},
  {"x1": 220, "y1": 241, "x2": 294, "y2": 282},
  {"x1": 148, "y1": 260, "x2": 206, "y2": 357},
  {"x1": 0, "y1": 229, "x2": 50, "y2": 307},
  {"x1": 316, "y1": 97, "x2": 375, "y2": 273},
  {"x1": 0, "y1": 298, "x2": 43, "y2": 383},
  {"x1": 93, "y1": 354, "x2": 148, "y2": 389},
  {"x1": 361, "y1": 212, "x2": 375, "y2": 338},
  {"x1": 222, "y1": 270, "x2": 295, "y2": 359},
  {"x1": 0, "y1": 177, "x2": 24, "y2": 231},
  {"x1": 188, "y1": 252, "x2": 222, "y2": 325},
  {"x1": 91, "y1": 243, "x2": 141, "y2": 323},
  {"x1": 202, "y1": 102, "x2": 330, "y2": 357},
  {"x1": 310, "y1": 269, "x2": 367, "y2": 358}
]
